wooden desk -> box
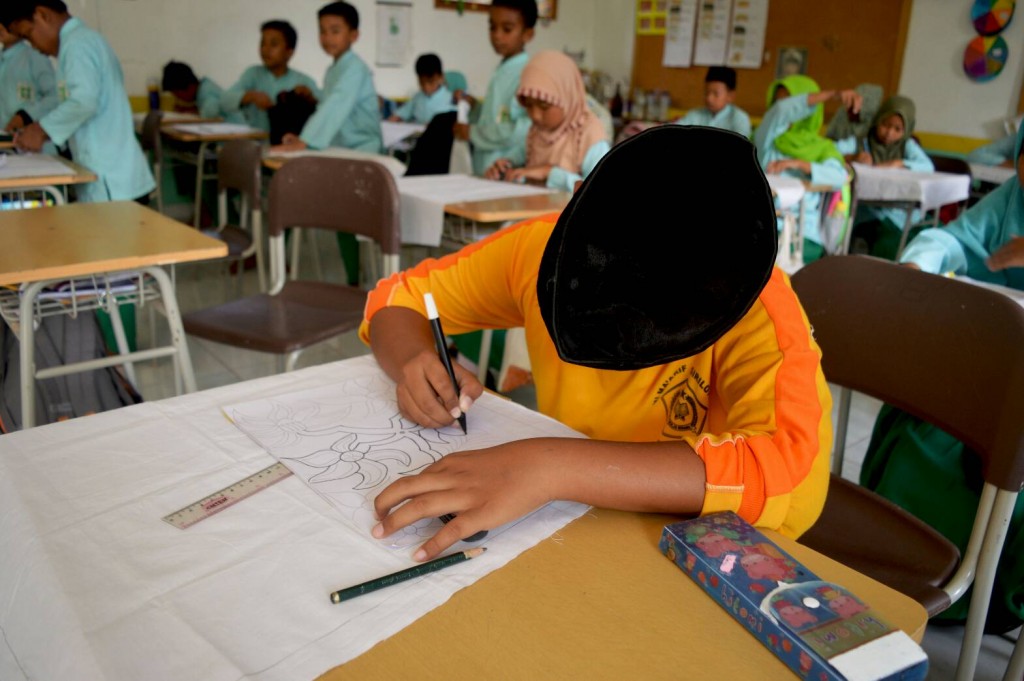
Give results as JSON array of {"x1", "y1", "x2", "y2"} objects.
[
  {"x1": 0, "y1": 154, "x2": 96, "y2": 205},
  {"x1": 0, "y1": 202, "x2": 226, "y2": 427},
  {"x1": 162, "y1": 124, "x2": 268, "y2": 228},
  {"x1": 445, "y1": 191, "x2": 571, "y2": 223},
  {"x1": 968, "y1": 162, "x2": 1015, "y2": 187},
  {"x1": 325, "y1": 509, "x2": 927, "y2": 680}
]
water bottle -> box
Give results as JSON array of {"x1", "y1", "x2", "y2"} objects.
[{"x1": 146, "y1": 77, "x2": 160, "y2": 111}]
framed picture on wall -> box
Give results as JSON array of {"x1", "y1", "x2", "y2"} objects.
[{"x1": 434, "y1": 0, "x2": 558, "y2": 20}]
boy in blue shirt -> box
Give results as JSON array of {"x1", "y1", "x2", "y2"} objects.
[
  {"x1": 455, "y1": 0, "x2": 535, "y2": 176},
  {"x1": 273, "y1": 2, "x2": 382, "y2": 154},
  {"x1": 220, "y1": 20, "x2": 319, "y2": 134},
  {"x1": 674, "y1": 66, "x2": 751, "y2": 138},
  {"x1": 388, "y1": 53, "x2": 456, "y2": 125},
  {"x1": 7, "y1": 0, "x2": 154, "y2": 203},
  {"x1": 0, "y1": 18, "x2": 55, "y2": 134},
  {"x1": 162, "y1": 61, "x2": 226, "y2": 119}
]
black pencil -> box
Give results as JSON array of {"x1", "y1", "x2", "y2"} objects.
[
  {"x1": 423, "y1": 292, "x2": 467, "y2": 433},
  {"x1": 329, "y1": 547, "x2": 486, "y2": 603}
]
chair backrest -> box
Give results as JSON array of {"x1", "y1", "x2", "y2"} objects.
[
  {"x1": 217, "y1": 139, "x2": 262, "y2": 204},
  {"x1": 140, "y1": 111, "x2": 163, "y2": 160},
  {"x1": 404, "y1": 111, "x2": 456, "y2": 177},
  {"x1": 267, "y1": 156, "x2": 401, "y2": 256},
  {"x1": 792, "y1": 255, "x2": 1024, "y2": 491},
  {"x1": 928, "y1": 153, "x2": 972, "y2": 179}
]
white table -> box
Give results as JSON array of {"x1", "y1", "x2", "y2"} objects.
[
  {"x1": 969, "y1": 162, "x2": 1015, "y2": 187},
  {"x1": 396, "y1": 174, "x2": 556, "y2": 247},
  {"x1": 848, "y1": 163, "x2": 971, "y2": 256},
  {"x1": 765, "y1": 173, "x2": 805, "y2": 210}
]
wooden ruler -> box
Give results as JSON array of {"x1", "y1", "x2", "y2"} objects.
[{"x1": 162, "y1": 462, "x2": 293, "y2": 529}]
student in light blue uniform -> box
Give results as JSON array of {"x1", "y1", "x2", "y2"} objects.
[
  {"x1": 162, "y1": 61, "x2": 227, "y2": 120},
  {"x1": 8, "y1": 0, "x2": 154, "y2": 203},
  {"x1": 0, "y1": 21, "x2": 56, "y2": 133},
  {"x1": 389, "y1": 53, "x2": 455, "y2": 125},
  {"x1": 674, "y1": 66, "x2": 751, "y2": 138},
  {"x1": 754, "y1": 75, "x2": 854, "y2": 262},
  {"x1": 458, "y1": 0, "x2": 536, "y2": 176},
  {"x1": 220, "y1": 20, "x2": 319, "y2": 133},
  {"x1": 967, "y1": 133, "x2": 1016, "y2": 167},
  {"x1": 834, "y1": 95, "x2": 934, "y2": 259}
]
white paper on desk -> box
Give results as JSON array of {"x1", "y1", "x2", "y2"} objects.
[
  {"x1": 765, "y1": 173, "x2": 806, "y2": 210},
  {"x1": 396, "y1": 173, "x2": 551, "y2": 246},
  {"x1": 266, "y1": 146, "x2": 406, "y2": 180},
  {"x1": 0, "y1": 355, "x2": 589, "y2": 681},
  {"x1": 172, "y1": 122, "x2": 260, "y2": 136},
  {"x1": 0, "y1": 152, "x2": 71, "y2": 178},
  {"x1": 381, "y1": 120, "x2": 425, "y2": 149}
]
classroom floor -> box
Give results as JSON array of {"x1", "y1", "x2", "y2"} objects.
[{"x1": 129, "y1": 237, "x2": 1019, "y2": 681}]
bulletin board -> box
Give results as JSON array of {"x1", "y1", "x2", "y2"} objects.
[{"x1": 631, "y1": 0, "x2": 914, "y2": 118}]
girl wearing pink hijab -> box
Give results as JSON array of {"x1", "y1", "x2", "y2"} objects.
[{"x1": 484, "y1": 50, "x2": 609, "y2": 192}]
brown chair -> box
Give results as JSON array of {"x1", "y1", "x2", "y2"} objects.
[
  {"x1": 792, "y1": 255, "x2": 1024, "y2": 681},
  {"x1": 203, "y1": 139, "x2": 265, "y2": 292},
  {"x1": 140, "y1": 110, "x2": 164, "y2": 212},
  {"x1": 927, "y1": 153, "x2": 973, "y2": 222},
  {"x1": 182, "y1": 156, "x2": 401, "y2": 371}
]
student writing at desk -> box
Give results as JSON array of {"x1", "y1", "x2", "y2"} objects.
[
  {"x1": 360, "y1": 126, "x2": 832, "y2": 562},
  {"x1": 862, "y1": 124, "x2": 1024, "y2": 634},
  {"x1": 387, "y1": 53, "x2": 456, "y2": 125},
  {"x1": 0, "y1": 15, "x2": 56, "y2": 134},
  {"x1": 6, "y1": 0, "x2": 154, "y2": 203}
]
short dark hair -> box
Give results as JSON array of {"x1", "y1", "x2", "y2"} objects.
[
  {"x1": 261, "y1": 20, "x2": 298, "y2": 50},
  {"x1": 415, "y1": 53, "x2": 443, "y2": 78},
  {"x1": 318, "y1": 2, "x2": 359, "y2": 30},
  {"x1": 4, "y1": 0, "x2": 68, "y2": 24},
  {"x1": 162, "y1": 61, "x2": 199, "y2": 92},
  {"x1": 705, "y1": 66, "x2": 737, "y2": 91},
  {"x1": 492, "y1": 0, "x2": 538, "y2": 29}
]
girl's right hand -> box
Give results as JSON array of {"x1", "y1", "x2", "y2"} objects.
[
  {"x1": 394, "y1": 348, "x2": 484, "y2": 429},
  {"x1": 838, "y1": 89, "x2": 863, "y2": 115},
  {"x1": 485, "y1": 158, "x2": 513, "y2": 180}
]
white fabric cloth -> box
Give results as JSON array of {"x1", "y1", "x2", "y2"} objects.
[
  {"x1": 0, "y1": 152, "x2": 74, "y2": 179},
  {"x1": 172, "y1": 122, "x2": 260, "y2": 136},
  {"x1": 396, "y1": 174, "x2": 552, "y2": 246},
  {"x1": 380, "y1": 121, "x2": 425, "y2": 150},
  {"x1": 0, "y1": 355, "x2": 588, "y2": 681},
  {"x1": 766, "y1": 173, "x2": 806, "y2": 210},
  {"x1": 851, "y1": 162, "x2": 970, "y2": 211},
  {"x1": 969, "y1": 163, "x2": 1016, "y2": 186}
]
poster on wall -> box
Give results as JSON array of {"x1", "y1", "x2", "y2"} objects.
[
  {"x1": 636, "y1": 0, "x2": 670, "y2": 35},
  {"x1": 376, "y1": 1, "x2": 412, "y2": 67},
  {"x1": 725, "y1": 0, "x2": 768, "y2": 68},
  {"x1": 693, "y1": 0, "x2": 732, "y2": 65},
  {"x1": 662, "y1": 0, "x2": 699, "y2": 67}
]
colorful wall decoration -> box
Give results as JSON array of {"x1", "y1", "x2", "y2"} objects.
[{"x1": 964, "y1": 0, "x2": 1015, "y2": 81}]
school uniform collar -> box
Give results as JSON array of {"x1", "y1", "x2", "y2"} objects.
[
  {"x1": 333, "y1": 50, "x2": 356, "y2": 67},
  {"x1": 60, "y1": 16, "x2": 83, "y2": 41},
  {"x1": 499, "y1": 51, "x2": 529, "y2": 70},
  {"x1": 266, "y1": 66, "x2": 297, "y2": 82},
  {"x1": 428, "y1": 84, "x2": 452, "y2": 104},
  {"x1": 0, "y1": 41, "x2": 27, "y2": 61}
]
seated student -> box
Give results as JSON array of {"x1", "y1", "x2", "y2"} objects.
[
  {"x1": 753, "y1": 75, "x2": 857, "y2": 263},
  {"x1": 456, "y1": 0, "x2": 536, "y2": 176},
  {"x1": 835, "y1": 95, "x2": 934, "y2": 259},
  {"x1": 161, "y1": 61, "x2": 226, "y2": 119},
  {"x1": 7, "y1": 0, "x2": 154, "y2": 203},
  {"x1": 273, "y1": 2, "x2": 382, "y2": 154},
  {"x1": 825, "y1": 82, "x2": 883, "y2": 142},
  {"x1": 0, "y1": 17, "x2": 55, "y2": 133},
  {"x1": 861, "y1": 124, "x2": 1024, "y2": 634},
  {"x1": 388, "y1": 53, "x2": 456, "y2": 125},
  {"x1": 966, "y1": 124, "x2": 1020, "y2": 167},
  {"x1": 220, "y1": 20, "x2": 319, "y2": 134},
  {"x1": 359, "y1": 126, "x2": 832, "y2": 562},
  {"x1": 483, "y1": 50, "x2": 609, "y2": 193},
  {"x1": 674, "y1": 66, "x2": 751, "y2": 138}
]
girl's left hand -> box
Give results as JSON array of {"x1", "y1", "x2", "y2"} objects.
[
  {"x1": 372, "y1": 441, "x2": 556, "y2": 561},
  {"x1": 504, "y1": 164, "x2": 552, "y2": 184},
  {"x1": 853, "y1": 152, "x2": 873, "y2": 165},
  {"x1": 987, "y1": 237, "x2": 1024, "y2": 271}
]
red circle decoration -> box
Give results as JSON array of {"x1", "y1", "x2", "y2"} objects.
[{"x1": 971, "y1": 0, "x2": 1016, "y2": 36}]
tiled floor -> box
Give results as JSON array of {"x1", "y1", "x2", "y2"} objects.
[{"x1": 130, "y1": 239, "x2": 1018, "y2": 681}]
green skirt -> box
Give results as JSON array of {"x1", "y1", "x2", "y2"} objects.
[{"x1": 861, "y1": 404, "x2": 1024, "y2": 632}]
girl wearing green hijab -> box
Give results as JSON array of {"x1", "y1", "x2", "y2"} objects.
[
  {"x1": 861, "y1": 125, "x2": 1024, "y2": 634},
  {"x1": 836, "y1": 95, "x2": 935, "y2": 260},
  {"x1": 753, "y1": 75, "x2": 858, "y2": 262}
]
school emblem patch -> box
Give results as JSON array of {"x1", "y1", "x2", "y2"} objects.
[{"x1": 660, "y1": 378, "x2": 708, "y2": 438}]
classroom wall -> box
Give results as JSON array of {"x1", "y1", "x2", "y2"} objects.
[
  {"x1": 80, "y1": 0, "x2": 597, "y2": 101},
  {"x1": 897, "y1": 0, "x2": 1024, "y2": 140}
]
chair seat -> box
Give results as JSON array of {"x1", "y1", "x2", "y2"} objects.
[
  {"x1": 183, "y1": 281, "x2": 367, "y2": 354},
  {"x1": 201, "y1": 225, "x2": 252, "y2": 258},
  {"x1": 799, "y1": 475, "x2": 960, "y2": 617}
]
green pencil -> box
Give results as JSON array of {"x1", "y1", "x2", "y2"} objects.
[{"x1": 329, "y1": 547, "x2": 487, "y2": 604}]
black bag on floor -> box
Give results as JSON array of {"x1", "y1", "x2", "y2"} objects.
[{"x1": 0, "y1": 311, "x2": 143, "y2": 432}]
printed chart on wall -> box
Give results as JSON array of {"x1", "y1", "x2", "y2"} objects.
[
  {"x1": 668, "y1": 0, "x2": 768, "y2": 69},
  {"x1": 376, "y1": 1, "x2": 412, "y2": 67}
]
